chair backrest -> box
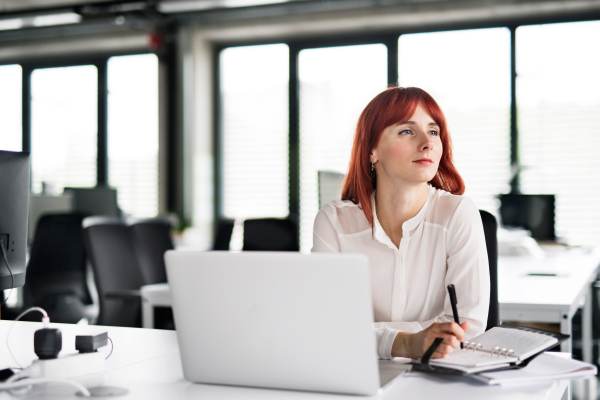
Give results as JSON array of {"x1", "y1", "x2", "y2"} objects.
[
  {"x1": 213, "y1": 219, "x2": 234, "y2": 250},
  {"x1": 479, "y1": 210, "x2": 499, "y2": 330},
  {"x1": 129, "y1": 218, "x2": 174, "y2": 285},
  {"x1": 243, "y1": 218, "x2": 299, "y2": 251},
  {"x1": 28, "y1": 194, "x2": 73, "y2": 242},
  {"x1": 82, "y1": 216, "x2": 145, "y2": 326},
  {"x1": 23, "y1": 213, "x2": 93, "y2": 323},
  {"x1": 318, "y1": 170, "x2": 345, "y2": 209}
]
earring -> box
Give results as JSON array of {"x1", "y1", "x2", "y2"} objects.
[{"x1": 370, "y1": 162, "x2": 376, "y2": 181}]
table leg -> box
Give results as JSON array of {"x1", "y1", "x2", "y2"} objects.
[
  {"x1": 582, "y1": 286, "x2": 592, "y2": 363},
  {"x1": 142, "y1": 297, "x2": 154, "y2": 329},
  {"x1": 560, "y1": 313, "x2": 572, "y2": 354}
]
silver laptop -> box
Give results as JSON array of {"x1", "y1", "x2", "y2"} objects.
[{"x1": 164, "y1": 251, "x2": 411, "y2": 396}]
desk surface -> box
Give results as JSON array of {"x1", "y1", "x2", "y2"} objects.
[
  {"x1": 499, "y1": 249, "x2": 600, "y2": 308},
  {"x1": 0, "y1": 321, "x2": 569, "y2": 400}
]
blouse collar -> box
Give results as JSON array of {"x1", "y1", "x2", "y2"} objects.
[{"x1": 372, "y1": 185, "x2": 433, "y2": 248}]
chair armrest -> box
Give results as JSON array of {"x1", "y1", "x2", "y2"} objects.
[{"x1": 105, "y1": 290, "x2": 142, "y2": 300}]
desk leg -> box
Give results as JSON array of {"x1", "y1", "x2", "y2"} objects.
[
  {"x1": 142, "y1": 298, "x2": 154, "y2": 329},
  {"x1": 563, "y1": 380, "x2": 571, "y2": 400},
  {"x1": 582, "y1": 286, "x2": 592, "y2": 363},
  {"x1": 560, "y1": 314, "x2": 572, "y2": 355}
]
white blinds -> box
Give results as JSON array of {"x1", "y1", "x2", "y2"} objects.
[
  {"x1": 298, "y1": 44, "x2": 387, "y2": 252},
  {"x1": 108, "y1": 54, "x2": 159, "y2": 218},
  {"x1": 398, "y1": 28, "x2": 512, "y2": 218},
  {"x1": 31, "y1": 65, "x2": 98, "y2": 193},
  {"x1": 220, "y1": 44, "x2": 290, "y2": 220},
  {"x1": 517, "y1": 21, "x2": 600, "y2": 245},
  {"x1": 0, "y1": 65, "x2": 22, "y2": 152}
]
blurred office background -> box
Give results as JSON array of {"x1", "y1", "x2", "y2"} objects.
[
  {"x1": 3, "y1": 0, "x2": 598, "y2": 253},
  {"x1": 0, "y1": 1, "x2": 599, "y2": 253}
]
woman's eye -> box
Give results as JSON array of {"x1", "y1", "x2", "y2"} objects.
[
  {"x1": 428, "y1": 130, "x2": 439, "y2": 136},
  {"x1": 399, "y1": 129, "x2": 411, "y2": 135}
]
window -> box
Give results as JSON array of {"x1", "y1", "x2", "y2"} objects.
[
  {"x1": 220, "y1": 44, "x2": 290, "y2": 220},
  {"x1": 399, "y1": 28, "x2": 512, "y2": 215},
  {"x1": 0, "y1": 65, "x2": 22, "y2": 152},
  {"x1": 299, "y1": 44, "x2": 387, "y2": 251},
  {"x1": 31, "y1": 65, "x2": 98, "y2": 193},
  {"x1": 517, "y1": 21, "x2": 600, "y2": 245},
  {"x1": 108, "y1": 54, "x2": 159, "y2": 217}
]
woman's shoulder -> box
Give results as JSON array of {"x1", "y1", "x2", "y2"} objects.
[
  {"x1": 315, "y1": 199, "x2": 370, "y2": 234},
  {"x1": 427, "y1": 186, "x2": 480, "y2": 228}
]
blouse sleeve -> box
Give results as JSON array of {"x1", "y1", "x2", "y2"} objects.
[{"x1": 443, "y1": 197, "x2": 490, "y2": 340}]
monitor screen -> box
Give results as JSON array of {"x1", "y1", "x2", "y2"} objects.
[
  {"x1": 0, "y1": 150, "x2": 30, "y2": 290},
  {"x1": 499, "y1": 194, "x2": 555, "y2": 241}
]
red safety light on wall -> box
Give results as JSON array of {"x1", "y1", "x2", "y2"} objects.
[{"x1": 149, "y1": 33, "x2": 162, "y2": 50}]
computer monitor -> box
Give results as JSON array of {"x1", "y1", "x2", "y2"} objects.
[
  {"x1": 63, "y1": 187, "x2": 120, "y2": 218},
  {"x1": 0, "y1": 150, "x2": 30, "y2": 290},
  {"x1": 499, "y1": 194, "x2": 556, "y2": 241}
]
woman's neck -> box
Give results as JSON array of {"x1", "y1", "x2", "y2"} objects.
[{"x1": 374, "y1": 182, "x2": 429, "y2": 248}]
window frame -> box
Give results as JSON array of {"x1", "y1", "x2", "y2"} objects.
[{"x1": 0, "y1": 49, "x2": 170, "y2": 218}]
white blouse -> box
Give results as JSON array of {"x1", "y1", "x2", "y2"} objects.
[{"x1": 312, "y1": 185, "x2": 490, "y2": 359}]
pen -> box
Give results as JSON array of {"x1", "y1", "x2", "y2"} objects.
[{"x1": 447, "y1": 284, "x2": 462, "y2": 349}]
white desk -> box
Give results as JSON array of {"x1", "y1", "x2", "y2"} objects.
[
  {"x1": 143, "y1": 250, "x2": 600, "y2": 363},
  {"x1": 0, "y1": 320, "x2": 570, "y2": 400},
  {"x1": 499, "y1": 249, "x2": 600, "y2": 363}
]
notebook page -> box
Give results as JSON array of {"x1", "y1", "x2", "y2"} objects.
[
  {"x1": 471, "y1": 327, "x2": 558, "y2": 360},
  {"x1": 430, "y1": 349, "x2": 518, "y2": 369}
]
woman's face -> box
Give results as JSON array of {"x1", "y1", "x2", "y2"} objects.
[{"x1": 370, "y1": 103, "x2": 443, "y2": 187}]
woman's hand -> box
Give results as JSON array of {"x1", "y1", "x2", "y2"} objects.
[{"x1": 391, "y1": 321, "x2": 470, "y2": 359}]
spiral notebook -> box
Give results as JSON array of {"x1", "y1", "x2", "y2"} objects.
[{"x1": 417, "y1": 324, "x2": 570, "y2": 374}]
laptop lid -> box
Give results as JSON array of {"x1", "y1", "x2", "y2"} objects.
[{"x1": 165, "y1": 251, "x2": 380, "y2": 395}]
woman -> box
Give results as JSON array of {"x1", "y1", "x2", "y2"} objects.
[{"x1": 312, "y1": 86, "x2": 490, "y2": 360}]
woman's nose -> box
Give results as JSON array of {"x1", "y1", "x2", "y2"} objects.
[{"x1": 420, "y1": 132, "x2": 435, "y2": 151}]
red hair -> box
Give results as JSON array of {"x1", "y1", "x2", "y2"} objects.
[{"x1": 341, "y1": 86, "x2": 465, "y2": 227}]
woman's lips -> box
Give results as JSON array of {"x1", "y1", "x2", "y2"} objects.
[{"x1": 413, "y1": 158, "x2": 433, "y2": 166}]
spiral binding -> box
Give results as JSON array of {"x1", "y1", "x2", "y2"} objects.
[{"x1": 462, "y1": 341, "x2": 514, "y2": 358}]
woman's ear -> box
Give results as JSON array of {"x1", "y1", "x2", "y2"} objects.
[{"x1": 369, "y1": 151, "x2": 378, "y2": 164}]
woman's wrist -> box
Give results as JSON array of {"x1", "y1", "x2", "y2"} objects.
[{"x1": 391, "y1": 331, "x2": 413, "y2": 358}]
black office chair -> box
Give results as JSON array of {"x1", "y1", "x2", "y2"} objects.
[
  {"x1": 213, "y1": 219, "x2": 235, "y2": 250},
  {"x1": 130, "y1": 218, "x2": 174, "y2": 285},
  {"x1": 480, "y1": 210, "x2": 499, "y2": 331},
  {"x1": 21, "y1": 213, "x2": 97, "y2": 324},
  {"x1": 243, "y1": 217, "x2": 299, "y2": 251},
  {"x1": 82, "y1": 217, "x2": 144, "y2": 327}
]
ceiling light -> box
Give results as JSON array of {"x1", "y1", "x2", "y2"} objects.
[
  {"x1": 32, "y1": 12, "x2": 82, "y2": 27},
  {"x1": 158, "y1": 0, "x2": 297, "y2": 13},
  {"x1": 0, "y1": 18, "x2": 24, "y2": 31}
]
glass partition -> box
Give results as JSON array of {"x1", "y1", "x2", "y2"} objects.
[
  {"x1": 517, "y1": 21, "x2": 600, "y2": 245},
  {"x1": 299, "y1": 44, "x2": 387, "y2": 251},
  {"x1": 399, "y1": 28, "x2": 512, "y2": 216},
  {"x1": 108, "y1": 54, "x2": 159, "y2": 217},
  {"x1": 0, "y1": 65, "x2": 22, "y2": 152},
  {"x1": 31, "y1": 65, "x2": 98, "y2": 193}
]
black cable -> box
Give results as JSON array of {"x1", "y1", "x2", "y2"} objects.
[
  {"x1": 106, "y1": 337, "x2": 114, "y2": 360},
  {"x1": 0, "y1": 239, "x2": 14, "y2": 307}
]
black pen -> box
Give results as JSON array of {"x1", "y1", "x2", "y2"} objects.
[{"x1": 447, "y1": 284, "x2": 463, "y2": 349}]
